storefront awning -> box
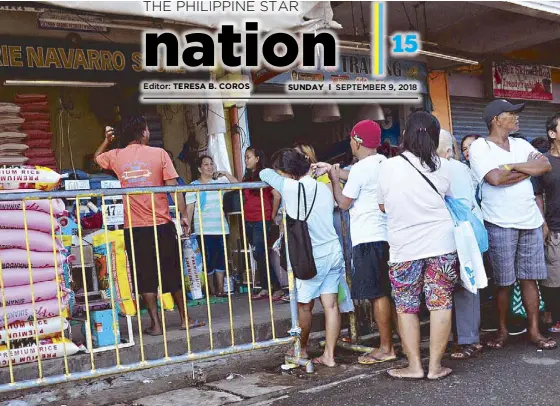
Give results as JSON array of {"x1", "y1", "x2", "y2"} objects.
[{"x1": 36, "y1": 1, "x2": 341, "y2": 31}]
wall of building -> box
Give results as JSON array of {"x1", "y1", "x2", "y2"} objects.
[{"x1": 427, "y1": 71, "x2": 452, "y2": 132}]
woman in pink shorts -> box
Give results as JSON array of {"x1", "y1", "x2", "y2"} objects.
[{"x1": 377, "y1": 112, "x2": 458, "y2": 381}]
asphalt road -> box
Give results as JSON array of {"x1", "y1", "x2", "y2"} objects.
[{"x1": 268, "y1": 335, "x2": 560, "y2": 406}]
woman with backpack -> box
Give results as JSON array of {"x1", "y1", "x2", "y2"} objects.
[{"x1": 260, "y1": 148, "x2": 344, "y2": 367}]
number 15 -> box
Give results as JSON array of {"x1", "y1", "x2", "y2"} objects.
[{"x1": 391, "y1": 33, "x2": 420, "y2": 54}]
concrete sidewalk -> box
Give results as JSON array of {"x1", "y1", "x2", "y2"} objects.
[{"x1": 0, "y1": 294, "x2": 326, "y2": 384}]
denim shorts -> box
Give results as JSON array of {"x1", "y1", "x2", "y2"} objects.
[{"x1": 296, "y1": 242, "x2": 344, "y2": 304}]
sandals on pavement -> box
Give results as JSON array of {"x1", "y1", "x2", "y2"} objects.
[
  {"x1": 486, "y1": 334, "x2": 508, "y2": 349},
  {"x1": 386, "y1": 369, "x2": 424, "y2": 381},
  {"x1": 450, "y1": 344, "x2": 483, "y2": 360},
  {"x1": 532, "y1": 337, "x2": 558, "y2": 350},
  {"x1": 312, "y1": 357, "x2": 337, "y2": 368},
  {"x1": 179, "y1": 319, "x2": 206, "y2": 330},
  {"x1": 358, "y1": 353, "x2": 398, "y2": 365},
  {"x1": 143, "y1": 327, "x2": 163, "y2": 336}
]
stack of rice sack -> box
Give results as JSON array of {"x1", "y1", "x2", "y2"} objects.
[
  {"x1": 0, "y1": 170, "x2": 81, "y2": 367},
  {"x1": 14, "y1": 94, "x2": 56, "y2": 171},
  {"x1": 0, "y1": 102, "x2": 28, "y2": 167}
]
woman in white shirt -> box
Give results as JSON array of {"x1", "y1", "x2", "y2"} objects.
[
  {"x1": 378, "y1": 112, "x2": 458, "y2": 381},
  {"x1": 438, "y1": 129, "x2": 484, "y2": 361},
  {"x1": 260, "y1": 148, "x2": 344, "y2": 368}
]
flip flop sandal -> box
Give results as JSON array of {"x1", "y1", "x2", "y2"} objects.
[
  {"x1": 450, "y1": 344, "x2": 483, "y2": 360},
  {"x1": 533, "y1": 337, "x2": 558, "y2": 350},
  {"x1": 427, "y1": 368, "x2": 453, "y2": 381},
  {"x1": 358, "y1": 354, "x2": 398, "y2": 365},
  {"x1": 385, "y1": 369, "x2": 424, "y2": 381},
  {"x1": 180, "y1": 320, "x2": 206, "y2": 330},
  {"x1": 312, "y1": 357, "x2": 337, "y2": 368},
  {"x1": 143, "y1": 327, "x2": 163, "y2": 336},
  {"x1": 486, "y1": 335, "x2": 508, "y2": 349},
  {"x1": 251, "y1": 294, "x2": 269, "y2": 300}
]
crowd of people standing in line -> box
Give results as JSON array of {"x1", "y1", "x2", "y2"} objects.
[
  {"x1": 253, "y1": 101, "x2": 560, "y2": 381},
  {"x1": 97, "y1": 103, "x2": 560, "y2": 379}
]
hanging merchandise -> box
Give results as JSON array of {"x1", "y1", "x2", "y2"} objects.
[{"x1": 205, "y1": 102, "x2": 233, "y2": 174}]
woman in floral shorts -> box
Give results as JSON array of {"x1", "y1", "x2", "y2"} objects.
[{"x1": 377, "y1": 112, "x2": 458, "y2": 381}]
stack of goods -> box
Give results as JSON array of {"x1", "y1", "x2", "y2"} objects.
[
  {"x1": 14, "y1": 94, "x2": 56, "y2": 171},
  {"x1": 0, "y1": 102, "x2": 28, "y2": 167},
  {"x1": 0, "y1": 171, "x2": 80, "y2": 367}
]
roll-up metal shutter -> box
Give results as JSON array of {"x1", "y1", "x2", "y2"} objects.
[{"x1": 451, "y1": 97, "x2": 560, "y2": 142}]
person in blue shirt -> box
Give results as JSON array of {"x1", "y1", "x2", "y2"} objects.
[{"x1": 260, "y1": 148, "x2": 344, "y2": 368}]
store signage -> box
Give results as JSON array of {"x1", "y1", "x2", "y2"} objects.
[
  {"x1": 104, "y1": 203, "x2": 124, "y2": 226},
  {"x1": 0, "y1": 37, "x2": 207, "y2": 82},
  {"x1": 492, "y1": 62, "x2": 553, "y2": 101},
  {"x1": 100, "y1": 180, "x2": 123, "y2": 200},
  {"x1": 37, "y1": 12, "x2": 109, "y2": 33},
  {"x1": 253, "y1": 53, "x2": 428, "y2": 93},
  {"x1": 64, "y1": 180, "x2": 90, "y2": 191}
]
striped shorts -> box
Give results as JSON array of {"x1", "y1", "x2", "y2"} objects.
[{"x1": 485, "y1": 222, "x2": 547, "y2": 287}]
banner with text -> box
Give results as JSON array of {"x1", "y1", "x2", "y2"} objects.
[
  {"x1": 492, "y1": 62, "x2": 553, "y2": 101},
  {"x1": 0, "y1": 37, "x2": 207, "y2": 83}
]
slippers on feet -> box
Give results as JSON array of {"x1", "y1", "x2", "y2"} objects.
[
  {"x1": 180, "y1": 320, "x2": 206, "y2": 330},
  {"x1": 385, "y1": 369, "x2": 424, "y2": 381},
  {"x1": 358, "y1": 354, "x2": 398, "y2": 365},
  {"x1": 532, "y1": 337, "x2": 558, "y2": 350},
  {"x1": 427, "y1": 368, "x2": 453, "y2": 381},
  {"x1": 312, "y1": 357, "x2": 336, "y2": 368},
  {"x1": 486, "y1": 334, "x2": 508, "y2": 349},
  {"x1": 143, "y1": 327, "x2": 163, "y2": 336}
]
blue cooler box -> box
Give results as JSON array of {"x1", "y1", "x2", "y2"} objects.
[{"x1": 82, "y1": 309, "x2": 120, "y2": 348}]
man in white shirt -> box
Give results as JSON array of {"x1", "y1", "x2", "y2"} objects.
[
  {"x1": 469, "y1": 99, "x2": 555, "y2": 350},
  {"x1": 327, "y1": 120, "x2": 396, "y2": 364}
]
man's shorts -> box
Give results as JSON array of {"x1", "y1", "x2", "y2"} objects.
[
  {"x1": 351, "y1": 241, "x2": 391, "y2": 301},
  {"x1": 124, "y1": 222, "x2": 183, "y2": 295},
  {"x1": 485, "y1": 222, "x2": 546, "y2": 287},
  {"x1": 389, "y1": 252, "x2": 459, "y2": 314}
]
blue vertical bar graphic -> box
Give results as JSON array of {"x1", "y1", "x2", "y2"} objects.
[{"x1": 378, "y1": 2, "x2": 384, "y2": 77}]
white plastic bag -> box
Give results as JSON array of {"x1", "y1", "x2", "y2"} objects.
[
  {"x1": 454, "y1": 221, "x2": 487, "y2": 294},
  {"x1": 338, "y1": 276, "x2": 354, "y2": 314}
]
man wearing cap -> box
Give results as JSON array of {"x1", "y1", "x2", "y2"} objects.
[
  {"x1": 315, "y1": 120, "x2": 396, "y2": 364},
  {"x1": 469, "y1": 99, "x2": 555, "y2": 350}
]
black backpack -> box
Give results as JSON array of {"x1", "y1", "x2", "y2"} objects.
[{"x1": 286, "y1": 182, "x2": 318, "y2": 280}]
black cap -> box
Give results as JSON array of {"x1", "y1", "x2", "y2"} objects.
[{"x1": 483, "y1": 99, "x2": 525, "y2": 125}]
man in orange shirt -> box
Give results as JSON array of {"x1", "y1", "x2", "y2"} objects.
[{"x1": 95, "y1": 116, "x2": 204, "y2": 336}]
